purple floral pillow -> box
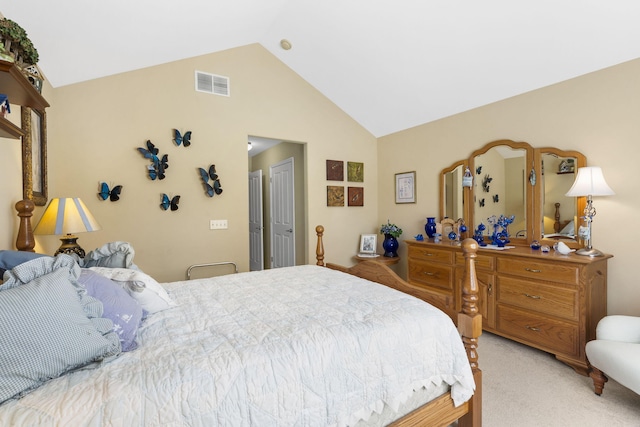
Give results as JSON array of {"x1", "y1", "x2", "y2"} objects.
[{"x1": 78, "y1": 269, "x2": 145, "y2": 351}]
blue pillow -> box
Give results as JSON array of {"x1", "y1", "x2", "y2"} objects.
[
  {"x1": 78, "y1": 269, "x2": 145, "y2": 352},
  {"x1": 0, "y1": 256, "x2": 121, "y2": 404},
  {"x1": 0, "y1": 250, "x2": 50, "y2": 277}
]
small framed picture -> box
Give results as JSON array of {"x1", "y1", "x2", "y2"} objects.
[
  {"x1": 395, "y1": 171, "x2": 416, "y2": 204},
  {"x1": 348, "y1": 187, "x2": 364, "y2": 206},
  {"x1": 359, "y1": 234, "x2": 377, "y2": 254}
]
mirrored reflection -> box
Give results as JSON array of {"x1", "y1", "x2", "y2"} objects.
[
  {"x1": 540, "y1": 153, "x2": 578, "y2": 240},
  {"x1": 473, "y1": 146, "x2": 526, "y2": 238},
  {"x1": 442, "y1": 164, "x2": 464, "y2": 220}
]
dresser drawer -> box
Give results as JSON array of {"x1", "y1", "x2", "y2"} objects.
[
  {"x1": 456, "y1": 252, "x2": 495, "y2": 271},
  {"x1": 408, "y1": 245, "x2": 453, "y2": 265},
  {"x1": 408, "y1": 259, "x2": 453, "y2": 291},
  {"x1": 415, "y1": 287, "x2": 457, "y2": 320},
  {"x1": 497, "y1": 305, "x2": 579, "y2": 356},
  {"x1": 497, "y1": 277, "x2": 578, "y2": 321},
  {"x1": 497, "y1": 258, "x2": 579, "y2": 285}
]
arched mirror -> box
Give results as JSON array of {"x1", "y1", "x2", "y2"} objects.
[
  {"x1": 535, "y1": 147, "x2": 586, "y2": 247},
  {"x1": 469, "y1": 140, "x2": 533, "y2": 244},
  {"x1": 439, "y1": 160, "x2": 467, "y2": 221}
]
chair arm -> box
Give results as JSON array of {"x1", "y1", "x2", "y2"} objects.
[{"x1": 596, "y1": 315, "x2": 640, "y2": 343}]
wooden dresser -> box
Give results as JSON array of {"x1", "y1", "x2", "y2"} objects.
[{"x1": 406, "y1": 239, "x2": 611, "y2": 375}]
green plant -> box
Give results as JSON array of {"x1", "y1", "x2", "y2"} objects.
[
  {"x1": 380, "y1": 221, "x2": 402, "y2": 238},
  {"x1": 0, "y1": 18, "x2": 39, "y2": 65}
]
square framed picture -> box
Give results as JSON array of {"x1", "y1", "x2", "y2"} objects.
[
  {"x1": 347, "y1": 187, "x2": 364, "y2": 206},
  {"x1": 359, "y1": 234, "x2": 377, "y2": 254},
  {"x1": 347, "y1": 161, "x2": 364, "y2": 182},
  {"x1": 395, "y1": 171, "x2": 416, "y2": 204},
  {"x1": 326, "y1": 185, "x2": 344, "y2": 206},
  {"x1": 326, "y1": 160, "x2": 344, "y2": 181}
]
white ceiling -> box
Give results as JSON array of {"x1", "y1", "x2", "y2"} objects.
[{"x1": 3, "y1": 1, "x2": 640, "y2": 137}]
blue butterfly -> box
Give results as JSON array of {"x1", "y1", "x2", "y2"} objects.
[
  {"x1": 173, "y1": 129, "x2": 192, "y2": 147},
  {"x1": 198, "y1": 165, "x2": 223, "y2": 197},
  {"x1": 98, "y1": 182, "x2": 122, "y2": 202},
  {"x1": 160, "y1": 193, "x2": 180, "y2": 211},
  {"x1": 137, "y1": 140, "x2": 169, "y2": 180}
]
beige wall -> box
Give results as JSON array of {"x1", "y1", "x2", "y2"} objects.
[
  {"x1": 1, "y1": 44, "x2": 377, "y2": 281},
  {"x1": 378, "y1": 58, "x2": 640, "y2": 316}
]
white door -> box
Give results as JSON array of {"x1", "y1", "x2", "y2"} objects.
[
  {"x1": 270, "y1": 157, "x2": 295, "y2": 268},
  {"x1": 248, "y1": 170, "x2": 264, "y2": 271}
]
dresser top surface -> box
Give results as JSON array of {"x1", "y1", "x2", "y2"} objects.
[{"x1": 406, "y1": 239, "x2": 612, "y2": 264}]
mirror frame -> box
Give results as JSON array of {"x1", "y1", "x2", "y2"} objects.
[
  {"x1": 439, "y1": 139, "x2": 587, "y2": 248},
  {"x1": 533, "y1": 147, "x2": 586, "y2": 248},
  {"x1": 439, "y1": 159, "x2": 469, "y2": 222}
]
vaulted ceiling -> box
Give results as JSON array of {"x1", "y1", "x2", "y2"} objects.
[{"x1": 3, "y1": 1, "x2": 640, "y2": 137}]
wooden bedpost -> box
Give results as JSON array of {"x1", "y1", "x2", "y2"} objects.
[
  {"x1": 15, "y1": 199, "x2": 36, "y2": 252},
  {"x1": 458, "y1": 238, "x2": 482, "y2": 427},
  {"x1": 315, "y1": 225, "x2": 325, "y2": 266}
]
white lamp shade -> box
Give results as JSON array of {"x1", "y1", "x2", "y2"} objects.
[
  {"x1": 565, "y1": 167, "x2": 615, "y2": 197},
  {"x1": 34, "y1": 197, "x2": 101, "y2": 235}
]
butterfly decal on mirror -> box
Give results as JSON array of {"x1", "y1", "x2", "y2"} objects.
[
  {"x1": 173, "y1": 129, "x2": 192, "y2": 147},
  {"x1": 160, "y1": 193, "x2": 180, "y2": 211},
  {"x1": 476, "y1": 166, "x2": 482, "y2": 175},
  {"x1": 493, "y1": 194, "x2": 499, "y2": 203},
  {"x1": 479, "y1": 198, "x2": 485, "y2": 207},
  {"x1": 198, "y1": 164, "x2": 223, "y2": 197},
  {"x1": 137, "y1": 140, "x2": 169, "y2": 180},
  {"x1": 482, "y1": 174, "x2": 492, "y2": 193},
  {"x1": 98, "y1": 182, "x2": 123, "y2": 202}
]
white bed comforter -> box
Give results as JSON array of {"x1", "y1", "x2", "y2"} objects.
[{"x1": 0, "y1": 265, "x2": 474, "y2": 426}]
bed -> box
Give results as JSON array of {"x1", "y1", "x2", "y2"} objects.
[{"x1": 1, "y1": 201, "x2": 482, "y2": 426}]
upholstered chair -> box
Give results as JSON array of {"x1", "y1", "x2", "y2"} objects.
[{"x1": 585, "y1": 315, "x2": 640, "y2": 395}]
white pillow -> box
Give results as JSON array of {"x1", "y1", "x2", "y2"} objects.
[{"x1": 88, "y1": 267, "x2": 176, "y2": 314}]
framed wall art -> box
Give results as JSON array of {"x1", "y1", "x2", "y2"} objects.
[
  {"x1": 395, "y1": 171, "x2": 415, "y2": 204},
  {"x1": 326, "y1": 160, "x2": 344, "y2": 181},
  {"x1": 347, "y1": 161, "x2": 364, "y2": 182},
  {"x1": 347, "y1": 187, "x2": 364, "y2": 206},
  {"x1": 326, "y1": 185, "x2": 344, "y2": 207},
  {"x1": 21, "y1": 108, "x2": 48, "y2": 206}
]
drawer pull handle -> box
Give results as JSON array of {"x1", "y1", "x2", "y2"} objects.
[
  {"x1": 524, "y1": 293, "x2": 542, "y2": 300},
  {"x1": 524, "y1": 268, "x2": 542, "y2": 273},
  {"x1": 526, "y1": 326, "x2": 541, "y2": 332},
  {"x1": 423, "y1": 252, "x2": 434, "y2": 256},
  {"x1": 424, "y1": 272, "x2": 437, "y2": 277}
]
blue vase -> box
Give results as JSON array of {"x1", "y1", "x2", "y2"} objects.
[
  {"x1": 425, "y1": 217, "x2": 437, "y2": 238},
  {"x1": 382, "y1": 234, "x2": 399, "y2": 257}
]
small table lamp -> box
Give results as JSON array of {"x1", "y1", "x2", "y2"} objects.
[
  {"x1": 33, "y1": 197, "x2": 101, "y2": 257},
  {"x1": 565, "y1": 167, "x2": 614, "y2": 257}
]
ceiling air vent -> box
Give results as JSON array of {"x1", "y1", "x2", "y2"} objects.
[{"x1": 195, "y1": 71, "x2": 230, "y2": 96}]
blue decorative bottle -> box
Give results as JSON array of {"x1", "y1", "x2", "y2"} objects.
[{"x1": 425, "y1": 217, "x2": 437, "y2": 238}]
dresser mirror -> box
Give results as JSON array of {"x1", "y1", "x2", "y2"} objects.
[
  {"x1": 439, "y1": 160, "x2": 466, "y2": 221},
  {"x1": 534, "y1": 148, "x2": 586, "y2": 246},
  {"x1": 439, "y1": 139, "x2": 586, "y2": 247}
]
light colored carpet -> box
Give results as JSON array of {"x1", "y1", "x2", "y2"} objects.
[{"x1": 481, "y1": 332, "x2": 640, "y2": 426}]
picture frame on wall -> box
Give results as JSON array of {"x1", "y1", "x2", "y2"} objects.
[
  {"x1": 22, "y1": 108, "x2": 48, "y2": 206},
  {"x1": 347, "y1": 187, "x2": 364, "y2": 206},
  {"x1": 359, "y1": 234, "x2": 377, "y2": 255},
  {"x1": 326, "y1": 185, "x2": 344, "y2": 207},
  {"x1": 395, "y1": 171, "x2": 416, "y2": 204},
  {"x1": 347, "y1": 161, "x2": 364, "y2": 182},
  {"x1": 326, "y1": 160, "x2": 344, "y2": 181}
]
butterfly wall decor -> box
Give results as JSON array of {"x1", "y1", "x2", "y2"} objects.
[
  {"x1": 137, "y1": 140, "x2": 169, "y2": 180},
  {"x1": 173, "y1": 129, "x2": 192, "y2": 147},
  {"x1": 198, "y1": 164, "x2": 223, "y2": 197},
  {"x1": 479, "y1": 198, "x2": 485, "y2": 207},
  {"x1": 482, "y1": 174, "x2": 492, "y2": 193},
  {"x1": 493, "y1": 194, "x2": 499, "y2": 203},
  {"x1": 476, "y1": 166, "x2": 482, "y2": 175},
  {"x1": 160, "y1": 193, "x2": 180, "y2": 211},
  {"x1": 98, "y1": 182, "x2": 123, "y2": 202}
]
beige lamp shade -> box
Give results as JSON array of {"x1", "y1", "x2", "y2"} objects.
[
  {"x1": 565, "y1": 167, "x2": 615, "y2": 197},
  {"x1": 34, "y1": 197, "x2": 101, "y2": 235}
]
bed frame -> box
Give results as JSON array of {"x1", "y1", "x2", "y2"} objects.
[{"x1": 13, "y1": 203, "x2": 482, "y2": 426}]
